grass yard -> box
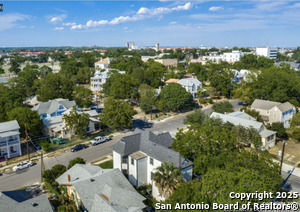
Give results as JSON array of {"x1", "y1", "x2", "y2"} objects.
[
  {"x1": 98, "y1": 160, "x2": 113, "y2": 169},
  {"x1": 268, "y1": 139, "x2": 300, "y2": 166}
]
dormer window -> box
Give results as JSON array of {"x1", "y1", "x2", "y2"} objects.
[{"x1": 59, "y1": 105, "x2": 64, "y2": 110}]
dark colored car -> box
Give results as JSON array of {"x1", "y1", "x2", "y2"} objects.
[{"x1": 71, "y1": 144, "x2": 88, "y2": 152}]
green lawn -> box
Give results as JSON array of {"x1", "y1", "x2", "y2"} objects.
[{"x1": 98, "y1": 160, "x2": 113, "y2": 169}]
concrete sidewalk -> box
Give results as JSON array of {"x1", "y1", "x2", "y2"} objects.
[{"x1": 281, "y1": 163, "x2": 300, "y2": 177}]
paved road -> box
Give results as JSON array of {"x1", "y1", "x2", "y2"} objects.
[
  {"x1": 0, "y1": 100, "x2": 241, "y2": 191},
  {"x1": 282, "y1": 171, "x2": 300, "y2": 192}
]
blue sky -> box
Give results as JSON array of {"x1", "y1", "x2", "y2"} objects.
[{"x1": 1, "y1": 1, "x2": 300, "y2": 47}]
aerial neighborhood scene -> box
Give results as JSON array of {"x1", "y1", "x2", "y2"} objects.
[{"x1": 1, "y1": 1, "x2": 300, "y2": 211}]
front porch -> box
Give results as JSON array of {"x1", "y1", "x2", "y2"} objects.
[{"x1": 0, "y1": 137, "x2": 22, "y2": 159}]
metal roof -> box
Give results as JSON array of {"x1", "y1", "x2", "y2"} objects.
[
  {"x1": 210, "y1": 112, "x2": 263, "y2": 131},
  {"x1": 0, "y1": 120, "x2": 20, "y2": 134},
  {"x1": 32, "y1": 99, "x2": 76, "y2": 115}
]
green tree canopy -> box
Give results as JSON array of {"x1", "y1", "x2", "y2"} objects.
[
  {"x1": 266, "y1": 122, "x2": 288, "y2": 140},
  {"x1": 159, "y1": 83, "x2": 193, "y2": 111},
  {"x1": 7, "y1": 107, "x2": 42, "y2": 137},
  {"x1": 36, "y1": 73, "x2": 73, "y2": 102},
  {"x1": 9, "y1": 59, "x2": 21, "y2": 75},
  {"x1": 212, "y1": 101, "x2": 234, "y2": 114},
  {"x1": 183, "y1": 110, "x2": 208, "y2": 126},
  {"x1": 153, "y1": 162, "x2": 184, "y2": 200},
  {"x1": 68, "y1": 157, "x2": 86, "y2": 169},
  {"x1": 73, "y1": 86, "x2": 93, "y2": 108},
  {"x1": 63, "y1": 106, "x2": 90, "y2": 138},
  {"x1": 100, "y1": 97, "x2": 137, "y2": 130}
]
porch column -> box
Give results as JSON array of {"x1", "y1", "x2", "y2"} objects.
[
  {"x1": 18, "y1": 136, "x2": 22, "y2": 156},
  {"x1": 6, "y1": 137, "x2": 10, "y2": 159}
]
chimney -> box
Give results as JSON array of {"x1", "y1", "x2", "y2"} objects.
[
  {"x1": 101, "y1": 193, "x2": 109, "y2": 201},
  {"x1": 248, "y1": 117, "x2": 251, "y2": 120},
  {"x1": 67, "y1": 174, "x2": 71, "y2": 182}
]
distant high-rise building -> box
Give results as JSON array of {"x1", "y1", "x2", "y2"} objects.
[
  {"x1": 126, "y1": 42, "x2": 135, "y2": 49},
  {"x1": 156, "y1": 43, "x2": 159, "y2": 51},
  {"x1": 256, "y1": 47, "x2": 278, "y2": 59}
]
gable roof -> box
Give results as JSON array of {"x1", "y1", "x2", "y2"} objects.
[
  {"x1": 251, "y1": 99, "x2": 295, "y2": 112},
  {"x1": 0, "y1": 120, "x2": 20, "y2": 134},
  {"x1": 32, "y1": 99, "x2": 76, "y2": 115},
  {"x1": 56, "y1": 164, "x2": 146, "y2": 212},
  {"x1": 111, "y1": 129, "x2": 192, "y2": 169},
  {"x1": 0, "y1": 190, "x2": 52, "y2": 212},
  {"x1": 251, "y1": 99, "x2": 281, "y2": 110},
  {"x1": 276, "y1": 102, "x2": 295, "y2": 112},
  {"x1": 177, "y1": 78, "x2": 202, "y2": 87}
]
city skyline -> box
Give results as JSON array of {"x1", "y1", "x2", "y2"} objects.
[{"x1": 0, "y1": 1, "x2": 300, "y2": 47}]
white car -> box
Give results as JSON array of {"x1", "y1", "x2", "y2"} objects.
[
  {"x1": 90, "y1": 136, "x2": 110, "y2": 146},
  {"x1": 13, "y1": 161, "x2": 33, "y2": 172}
]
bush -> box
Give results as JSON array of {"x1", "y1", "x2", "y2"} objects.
[
  {"x1": 199, "y1": 98, "x2": 207, "y2": 104},
  {"x1": 212, "y1": 101, "x2": 234, "y2": 114},
  {"x1": 40, "y1": 140, "x2": 51, "y2": 152},
  {"x1": 68, "y1": 157, "x2": 86, "y2": 169},
  {"x1": 42, "y1": 169, "x2": 54, "y2": 183},
  {"x1": 207, "y1": 98, "x2": 213, "y2": 104},
  {"x1": 51, "y1": 164, "x2": 67, "y2": 178}
]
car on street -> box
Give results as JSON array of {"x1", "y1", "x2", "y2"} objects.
[
  {"x1": 12, "y1": 161, "x2": 33, "y2": 172},
  {"x1": 90, "y1": 136, "x2": 110, "y2": 146},
  {"x1": 70, "y1": 144, "x2": 88, "y2": 152}
]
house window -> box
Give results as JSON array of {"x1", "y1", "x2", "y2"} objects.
[
  {"x1": 274, "y1": 113, "x2": 277, "y2": 118},
  {"x1": 122, "y1": 156, "x2": 127, "y2": 163},
  {"x1": 267, "y1": 111, "x2": 269, "y2": 114},
  {"x1": 131, "y1": 158, "x2": 134, "y2": 165},
  {"x1": 151, "y1": 172, "x2": 154, "y2": 180},
  {"x1": 150, "y1": 158, "x2": 154, "y2": 165}
]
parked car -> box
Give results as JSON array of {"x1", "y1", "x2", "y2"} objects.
[
  {"x1": 90, "y1": 136, "x2": 110, "y2": 146},
  {"x1": 70, "y1": 144, "x2": 88, "y2": 152},
  {"x1": 13, "y1": 161, "x2": 33, "y2": 172}
]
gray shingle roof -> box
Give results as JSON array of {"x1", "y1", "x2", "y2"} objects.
[
  {"x1": 56, "y1": 164, "x2": 146, "y2": 212},
  {"x1": 259, "y1": 129, "x2": 276, "y2": 138},
  {"x1": 277, "y1": 102, "x2": 295, "y2": 113},
  {"x1": 251, "y1": 99, "x2": 281, "y2": 110},
  {"x1": 0, "y1": 120, "x2": 20, "y2": 134},
  {"x1": 251, "y1": 99, "x2": 295, "y2": 112},
  {"x1": 0, "y1": 191, "x2": 52, "y2": 212},
  {"x1": 111, "y1": 129, "x2": 192, "y2": 169},
  {"x1": 32, "y1": 99, "x2": 76, "y2": 115}
]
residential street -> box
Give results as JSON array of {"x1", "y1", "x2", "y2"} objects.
[{"x1": 0, "y1": 100, "x2": 243, "y2": 191}]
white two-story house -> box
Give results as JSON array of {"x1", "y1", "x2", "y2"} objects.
[
  {"x1": 251, "y1": 99, "x2": 296, "y2": 128},
  {"x1": 210, "y1": 111, "x2": 276, "y2": 149},
  {"x1": 0, "y1": 120, "x2": 22, "y2": 159},
  {"x1": 177, "y1": 78, "x2": 203, "y2": 99},
  {"x1": 111, "y1": 129, "x2": 193, "y2": 201}
]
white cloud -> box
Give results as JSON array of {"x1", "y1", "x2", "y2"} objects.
[
  {"x1": 124, "y1": 26, "x2": 128, "y2": 30},
  {"x1": 209, "y1": 6, "x2": 224, "y2": 12},
  {"x1": 169, "y1": 21, "x2": 177, "y2": 25},
  {"x1": 70, "y1": 2, "x2": 192, "y2": 30},
  {"x1": 62, "y1": 22, "x2": 76, "y2": 26},
  {"x1": 0, "y1": 13, "x2": 30, "y2": 31},
  {"x1": 54, "y1": 27, "x2": 64, "y2": 30},
  {"x1": 49, "y1": 14, "x2": 67, "y2": 24}
]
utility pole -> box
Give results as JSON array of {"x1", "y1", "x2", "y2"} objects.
[
  {"x1": 25, "y1": 124, "x2": 30, "y2": 161},
  {"x1": 41, "y1": 152, "x2": 44, "y2": 182},
  {"x1": 279, "y1": 141, "x2": 286, "y2": 175}
]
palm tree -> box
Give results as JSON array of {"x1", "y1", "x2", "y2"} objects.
[{"x1": 153, "y1": 162, "x2": 184, "y2": 200}]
